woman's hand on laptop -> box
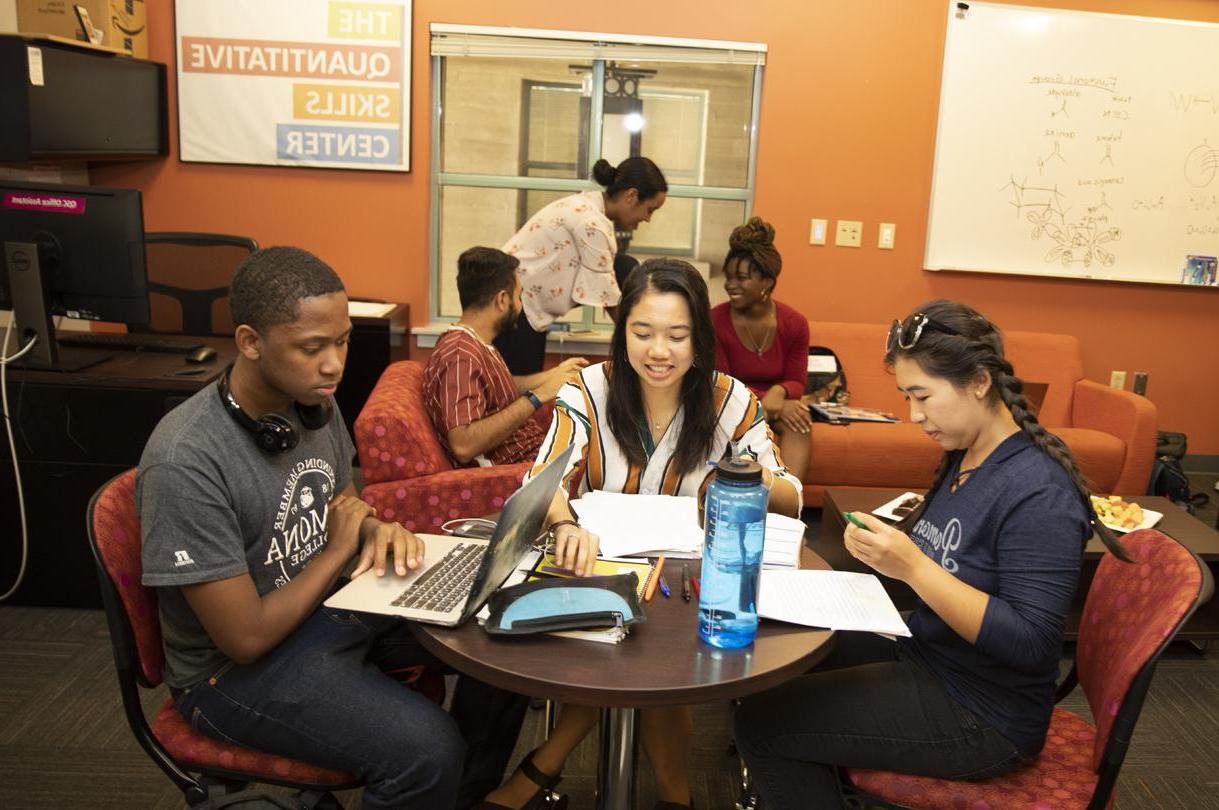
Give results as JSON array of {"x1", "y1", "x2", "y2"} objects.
[
  {"x1": 553, "y1": 524, "x2": 600, "y2": 577},
  {"x1": 351, "y1": 518, "x2": 426, "y2": 578}
]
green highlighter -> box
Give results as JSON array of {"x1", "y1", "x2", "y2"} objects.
[{"x1": 843, "y1": 511, "x2": 868, "y2": 529}]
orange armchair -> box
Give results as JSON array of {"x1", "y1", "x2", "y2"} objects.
[{"x1": 354, "y1": 361, "x2": 530, "y2": 532}]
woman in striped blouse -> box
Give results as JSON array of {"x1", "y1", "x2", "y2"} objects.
[{"x1": 479, "y1": 258, "x2": 801, "y2": 810}]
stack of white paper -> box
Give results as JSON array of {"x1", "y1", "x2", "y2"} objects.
[
  {"x1": 572, "y1": 492, "x2": 703, "y2": 558},
  {"x1": 762, "y1": 513, "x2": 805, "y2": 570},
  {"x1": 758, "y1": 570, "x2": 911, "y2": 637},
  {"x1": 347, "y1": 301, "x2": 397, "y2": 318},
  {"x1": 573, "y1": 492, "x2": 807, "y2": 566}
]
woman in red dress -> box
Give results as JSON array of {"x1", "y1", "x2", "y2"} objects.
[{"x1": 712, "y1": 217, "x2": 811, "y2": 482}]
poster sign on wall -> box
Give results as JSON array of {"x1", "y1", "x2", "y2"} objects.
[{"x1": 174, "y1": 0, "x2": 411, "y2": 171}]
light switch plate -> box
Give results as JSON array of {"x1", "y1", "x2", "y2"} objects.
[
  {"x1": 810, "y1": 218, "x2": 827, "y2": 245},
  {"x1": 878, "y1": 222, "x2": 896, "y2": 249}
]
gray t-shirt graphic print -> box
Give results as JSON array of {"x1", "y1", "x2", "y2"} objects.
[{"x1": 137, "y1": 381, "x2": 354, "y2": 688}]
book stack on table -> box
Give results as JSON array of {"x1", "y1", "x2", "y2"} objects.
[{"x1": 763, "y1": 514, "x2": 806, "y2": 570}]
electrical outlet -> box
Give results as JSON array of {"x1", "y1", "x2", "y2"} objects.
[
  {"x1": 1132, "y1": 372, "x2": 1148, "y2": 395},
  {"x1": 809, "y1": 218, "x2": 827, "y2": 245},
  {"x1": 835, "y1": 220, "x2": 862, "y2": 248},
  {"x1": 878, "y1": 223, "x2": 896, "y2": 249},
  {"x1": 1109, "y1": 370, "x2": 1127, "y2": 390}
]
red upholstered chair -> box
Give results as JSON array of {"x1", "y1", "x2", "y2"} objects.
[
  {"x1": 87, "y1": 470, "x2": 441, "y2": 808},
  {"x1": 87, "y1": 470, "x2": 356, "y2": 807},
  {"x1": 844, "y1": 528, "x2": 1214, "y2": 810},
  {"x1": 354, "y1": 360, "x2": 531, "y2": 532}
]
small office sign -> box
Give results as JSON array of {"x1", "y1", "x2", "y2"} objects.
[
  {"x1": 175, "y1": 1, "x2": 412, "y2": 171},
  {"x1": 3, "y1": 192, "x2": 87, "y2": 214}
]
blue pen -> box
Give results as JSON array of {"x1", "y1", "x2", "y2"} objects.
[{"x1": 658, "y1": 571, "x2": 672, "y2": 598}]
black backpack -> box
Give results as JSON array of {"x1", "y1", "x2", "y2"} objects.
[{"x1": 1147, "y1": 431, "x2": 1209, "y2": 514}]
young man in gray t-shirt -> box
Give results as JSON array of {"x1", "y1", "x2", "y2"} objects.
[{"x1": 137, "y1": 247, "x2": 525, "y2": 809}]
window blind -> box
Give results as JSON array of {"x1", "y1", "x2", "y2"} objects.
[{"x1": 430, "y1": 24, "x2": 766, "y2": 66}]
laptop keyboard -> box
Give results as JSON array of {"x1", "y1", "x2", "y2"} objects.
[{"x1": 392, "y1": 543, "x2": 486, "y2": 613}]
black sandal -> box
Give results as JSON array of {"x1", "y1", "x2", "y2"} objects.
[{"x1": 475, "y1": 749, "x2": 567, "y2": 810}]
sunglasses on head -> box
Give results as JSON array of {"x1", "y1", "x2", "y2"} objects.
[{"x1": 885, "y1": 313, "x2": 960, "y2": 353}]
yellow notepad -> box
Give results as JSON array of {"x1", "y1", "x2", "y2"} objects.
[{"x1": 530, "y1": 554, "x2": 654, "y2": 598}]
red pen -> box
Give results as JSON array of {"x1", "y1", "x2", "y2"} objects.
[{"x1": 691, "y1": 576, "x2": 700, "y2": 598}]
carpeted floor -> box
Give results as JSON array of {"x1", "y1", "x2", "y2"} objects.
[{"x1": 0, "y1": 600, "x2": 1217, "y2": 809}]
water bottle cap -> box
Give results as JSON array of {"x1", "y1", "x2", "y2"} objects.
[{"x1": 715, "y1": 457, "x2": 763, "y2": 482}]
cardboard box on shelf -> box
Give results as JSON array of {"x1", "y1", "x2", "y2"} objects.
[
  {"x1": 0, "y1": 2, "x2": 18, "y2": 34},
  {"x1": 15, "y1": 0, "x2": 146, "y2": 58}
]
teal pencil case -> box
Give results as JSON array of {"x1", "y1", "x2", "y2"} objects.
[{"x1": 483, "y1": 573, "x2": 646, "y2": 635}]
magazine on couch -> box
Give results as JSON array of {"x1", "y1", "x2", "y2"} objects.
[{"x1": 808, "y1": 403, "x2": 899, "y2": 424}]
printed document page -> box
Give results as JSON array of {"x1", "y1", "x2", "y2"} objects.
[
  {"x1": 758, "y1": 570, "x2": 911, "y2": 637},
  {"x1": 572, "y1": 492, "x2": 703, "y2": 557},
  {"x1": 573, "y1": 492, "x2": 808, "y2": 562}
]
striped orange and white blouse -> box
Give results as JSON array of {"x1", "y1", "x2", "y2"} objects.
[{"x1": 526, "y1": 361, "x2": 802, "y2": 508}]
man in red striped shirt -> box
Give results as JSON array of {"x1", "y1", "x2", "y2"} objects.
[{"x1": 424, "y1": 247, "x2": 586, "y2": 466}]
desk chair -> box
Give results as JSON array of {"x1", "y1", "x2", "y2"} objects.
[
  {"x1": 138, "y1": 233, "x2": 258, "y2": 336},
  {"x1": 842, "y1": 528, "x2": 1213, "y2": 810},
  {"x1": 87, "y1": 470, "x2": 441, "y2": 809}
]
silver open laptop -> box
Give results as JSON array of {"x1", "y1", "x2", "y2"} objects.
[{"x1": 324, "y1": 445, "x2": 573, "y2": 627}]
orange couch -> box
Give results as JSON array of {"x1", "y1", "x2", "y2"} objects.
[{"x1": 802, "y1": 321, "x2": 1157, "y2": 507}]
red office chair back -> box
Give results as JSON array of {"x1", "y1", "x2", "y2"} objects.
[
  {"x1": 89, "y1": 468, "x2": 165, "y2": 686},
  {"x1": 1075, "y1": 528, "x2": 1209, "y2": 773},
  {"x1": 88, "y1": 470, "x2": 361, "y2": 805}
]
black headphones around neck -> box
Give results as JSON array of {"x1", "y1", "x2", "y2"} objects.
[{"x1": 217, "y1": 365, "x2": 332, "y2": 454}]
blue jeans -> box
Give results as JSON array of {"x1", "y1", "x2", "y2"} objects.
[
  {"x1": 733, "y1": 633, "x2": 1029, "y2": 810},
  {"x1": 172, "y1": 607, "x2": 527, "y2": 810}
]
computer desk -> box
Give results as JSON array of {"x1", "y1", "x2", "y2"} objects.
[
  {"x1": 0, "y1": 334, "x2": 234, "y2": 608},
  {"x1": 410, "y1": 550, "x2": 834, "y2": 810}
]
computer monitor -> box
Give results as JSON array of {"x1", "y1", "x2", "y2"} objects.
[{"x1": 1, "y1": 180, "x2": 150, "y2": 371}]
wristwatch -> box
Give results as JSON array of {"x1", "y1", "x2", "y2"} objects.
[{"x1": 523, "y1": 390, "x2": 543, "y2": 410}]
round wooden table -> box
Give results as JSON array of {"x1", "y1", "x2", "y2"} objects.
[{"x1": 411, "y1": 550, "x2": 833, "y2": 810}]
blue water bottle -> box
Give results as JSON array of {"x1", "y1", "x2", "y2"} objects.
[{"x1": 698, "y1": 458, "x2": 769, "y2": 649}]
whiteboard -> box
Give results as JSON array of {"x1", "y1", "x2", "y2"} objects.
[{"x1": 925, "y1": 2, "x2": 1219, "y2": 287}]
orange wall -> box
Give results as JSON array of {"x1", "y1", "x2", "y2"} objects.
[{"x1": 93, "y1": 0, "x2": 1219, "y2": 453}]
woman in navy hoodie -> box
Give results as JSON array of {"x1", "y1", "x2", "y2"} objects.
[{"x1": 734, "y1": 299, "x2": 1130, "y2": 809}]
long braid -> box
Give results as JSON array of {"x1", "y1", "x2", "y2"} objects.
[{"x1": 986, "y1": 357, "x2": 1132, "y2": 562}]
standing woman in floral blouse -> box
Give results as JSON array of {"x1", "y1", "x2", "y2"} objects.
[{"x1": 495, "y1": 156, "x2": 668, "y2": 374}]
